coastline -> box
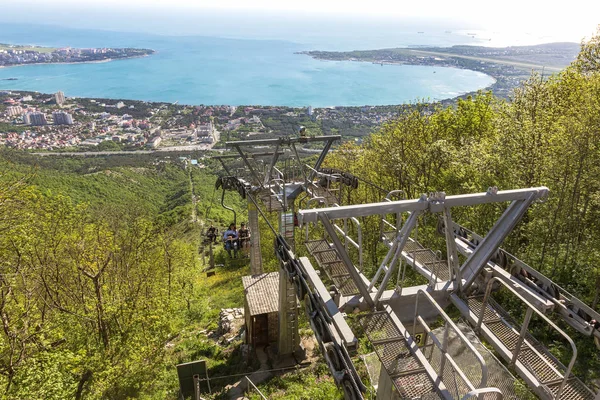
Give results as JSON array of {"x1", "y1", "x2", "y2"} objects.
[
  {"x1": 0, "y1": 53, "x2": 153, "y2": 69},
  {"x1": 307, "y1": 55, "x2": 498, "y2": 100}
]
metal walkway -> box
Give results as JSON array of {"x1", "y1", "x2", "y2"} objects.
[
  {"x1": 359, "y1": 311, "x2": 445, "y2": 399},
  {"x1": 382, "y1": 235, "x2": 452, "y2": 284},
  {"x1": 305, "y1": 238, "x2": 361, "y2": 296},
  {"x1": 452, "y1": 294, "x2": 596, "y2": 400}
]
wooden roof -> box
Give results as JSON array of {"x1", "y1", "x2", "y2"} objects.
[{"x1": 242, "y1": 272, "x2": 279, "y2": 316}]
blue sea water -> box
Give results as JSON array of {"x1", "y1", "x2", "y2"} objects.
[{"x1": 0, "y1": 23, "x2": 498, "y2": 107}]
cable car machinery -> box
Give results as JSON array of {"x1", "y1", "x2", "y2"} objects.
[{"x1": 213, "y1": 135, "x2": 600, "y2": 400}]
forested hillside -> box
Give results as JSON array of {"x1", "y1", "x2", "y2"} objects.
[{"x1": 0, "y1": 152, "x2": 231, "y2": 399}]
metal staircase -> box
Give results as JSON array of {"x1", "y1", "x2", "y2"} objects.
[
  {"x1": 451, "y1": 278, "x2": 597, "y2": 400},
  {"x1": 305, "y1": 238, "x2": 362, "y2": 297},
  {"x1": 360, "y1": 310, "x2": 446, "y2": 399}
]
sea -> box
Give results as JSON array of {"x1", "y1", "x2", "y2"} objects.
[{"x1": 0, "y1": 17, "x2": 585, "y2": 107}]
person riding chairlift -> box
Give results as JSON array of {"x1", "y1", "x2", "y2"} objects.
[
  {"x1": 206, "y1": 223, "x2": 218, "y2": 244},
  {"x1": 238, "y1": 222, "x2": 251, "y2": 257},
  {"x1": 223, "y1": 223, "x2": 238, "y2": 258}
]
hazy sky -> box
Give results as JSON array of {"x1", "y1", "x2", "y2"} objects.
[{"x1": 1, "y1": 0, "x2": 598, "y2": 44}]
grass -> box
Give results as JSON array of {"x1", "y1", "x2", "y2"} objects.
[{"x1": 0, "y1": 43, "x2": 58, "y2": 53}]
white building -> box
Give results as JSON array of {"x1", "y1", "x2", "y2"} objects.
[
  {"x1": 55, "y1": 91, "x2": 65, "y2": 106},
  {"x1": 24, "y1": 112, "x2": 47, "y2": 126},
  {"x1": 52, "y1": 111, "x2": 74, "y2": 125},
  {"x1": 195, "y1": 122, "x2": 213, "y2": 137},
  {"x1": 146, "y1": 136, "x2": 161, "y2": 148},
  {"x1": 116, "y1": 101, "x2": 125, "y2": 109},
  {"x1": 6, "y1": 106, "x2": 23, "y2": 117},
  {"x1": 307, "y1": 105, "x2": 313, "y2": 116}
]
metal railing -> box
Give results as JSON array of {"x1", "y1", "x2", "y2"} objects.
[
  {"x1": 477, "y1": 277, "x2": 578, "y2": 400},
  {"x1": 379, "y1": 190, "x2": 405, "y2": 241},
  {"x1": 414, "y1": 290, "x2": 492, "y2": 398},
  {"x1": 270, "y1": 166, "x2": 286, "y2": 210},
  {"x1": 302, "y1": 185, "x2": 363, "y2": 271},
  {"x1": 245, "y1": 376, "x2": 267, "y2": 399},
  {"x1": 461, "y1": 387, "x2": 503, "y2": 400}
]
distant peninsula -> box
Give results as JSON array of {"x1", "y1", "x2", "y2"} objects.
[
  {"x1": 0, "y1": 43, "x2": 155, "y2": 67},
  {"x1": 299, "y1": 42, "x2": 581, "y2": 98}
]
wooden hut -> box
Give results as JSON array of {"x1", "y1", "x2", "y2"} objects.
[{"x1": 242, "y1": 272, "x2": 279, "y2": 347}]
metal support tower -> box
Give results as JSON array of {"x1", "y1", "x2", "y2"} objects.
[{"x1": 248, "y1": 202, "x2": 262, "y2": 274}]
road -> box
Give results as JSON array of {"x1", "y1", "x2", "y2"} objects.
[
  {"x1": 32, "y1": 145, "x2": 225, "y2": 157},
  {"x1": 405, "y1": 49, "x2": 564, "y2": 72}
]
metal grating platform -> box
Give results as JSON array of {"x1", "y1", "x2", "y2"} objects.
[
  {"x1": 400, "y1": 240, "x2": 451, "y2": 283},
  {"x1": 311, "y1": 185, "x2": 339, "y2": 206},
  {"x1": 393, "y1": 371, "x2": 439, "y2": 399},
  {"x1": 257, "y1": 190, "x2": 284, "y2": 212},
  {"x1": 464, "y1": 296, "x2": 597, "y2": 400},
  {"x1": 305, "y1": 239, "x2": 361, "y2": 296},
  {"x1": 360, "y1": 312, "x2": 439, "y2": 399},
  {"x1": 546, "y1": 378, "x2": 596, "y2": 400}
]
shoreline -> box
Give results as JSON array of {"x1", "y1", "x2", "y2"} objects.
[
  {"x1": 308, "y1": 55, "x2": 498, "y2": 98},
  {"x1": 0, "y1": 53, "x2": 153, "y2": 69}
]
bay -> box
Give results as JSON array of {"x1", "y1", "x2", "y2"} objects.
[{"x1": 0, "y1": 24, "x2": 495, "y2": 107}]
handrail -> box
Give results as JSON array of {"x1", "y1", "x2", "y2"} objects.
[
  {"x1": 305, "y1": 196, "x2": 328, "y2": 241},
  {"x1": 379, "y1": 190, "x2": 406, "y2": 241},
  {"x1": 220, "y1": 189, "x2": 236, "y2": 225},
  {"x1": 461, "y1": 387, "x2": 503, "y2": 400},
  {"x1": 304, "y1": 164, "x2": 341, "y2": 181},
  {"x1": 271, "y1": 166, "x2": 286, "y2": 210},
  {"x1": 245, "y1": 376, "x2": 267, "y2": 399},
  {"x1": 414, "y1": 290, "x2": 489, "y2": 392},
  {"x1": 331, "y1": 213, "x2": 363, "y2": 271},
  {"x1": 477, "y1": 277, "x2": 578, "y2": 400}
]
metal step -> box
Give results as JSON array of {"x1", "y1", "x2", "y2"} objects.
[
  {"x1": 400, "y1": 240, "x2": 450, "y2": 283},
  {"x1": 454, "y1": 295, "x2": 597, "y2": 400},
  {"x1": 305, "y1": 239, "x2": 361, "y2": 296},
  {"x1": 258, "y1": 192, "x2": 284, "y2": 212},
  {"x1": 360, "y1": 312, "x2": 443, "y2": 399}
]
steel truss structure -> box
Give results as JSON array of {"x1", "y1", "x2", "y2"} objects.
[{"x1": 213, "y1": 135, "x2": 600, "y2": 400}]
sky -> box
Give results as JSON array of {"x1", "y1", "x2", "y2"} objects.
[{"x1": 1, "y1": 0, "x2": 598, "y2": 46}]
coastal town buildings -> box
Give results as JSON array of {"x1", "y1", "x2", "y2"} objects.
[
  {"x1": 0, "y1": 89, "x2": 400, "y2": 151},
  {"x1": 52, "y1": 111, "x2": 74, "y2": 125},
  {"x1": 6, "y1": 106, "x2": 23, "y2": 117},
  {"x1": 146, "y1": 136, "x2": 162, "y2": 148},
  {"x1": 55, "y1": 91, "x2": 65, "y2": 106},
  {"x1": 23, "y1": 112, "x2": 47, "y2": 126}
]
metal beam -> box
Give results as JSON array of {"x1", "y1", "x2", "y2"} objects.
[
  {"x1": 226, "y1": 135, "x2": 341, "y2": 148},
  {"x1": 307, "y1": 137, "x2": 337, "y2": 181},
  {"x1": 429, "y1": 187, "x2": 548, "y2": 212},
  {"x1": 299, "y1": 187, "x2": 548, "y2": 223},
  {"x1": 461, "y1": 194, "x2": 536, "y2": 290},
  {"x1": 319, "y1": 214, "x2": 374, "y2": 308},
  {"x1": 442, "y1": 208, "x2": 461, "y2": 288},
  {"x1": 299, "y1": 195, "x2": 429, "y2": 224},
  {"x1": 299, "y1": 257, "x2": 357, "y2": 349},
  {"x1": 212, "y1": 151, "x2": 284, "y2": 159},
  {"x1": 374, "y1": 211, "x2": 421, "y2": 305},
  {"x1": 231, "y1": 144, "x2": 263, "y2": 186},
  {"x1": 263, "y1": 143, "x2": 281, "y2": 187}
]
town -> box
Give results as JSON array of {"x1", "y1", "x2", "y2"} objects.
[
  {"x1": 0, "y1": 90, "x2": 404, "y2": 151},
  {"x1": 0, "y1": 43, "x2": 155, "y2": 67}
]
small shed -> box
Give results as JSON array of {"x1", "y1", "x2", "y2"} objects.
[{"x1": 242, "y1": 272, "x2": 279, "y2": 346}]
